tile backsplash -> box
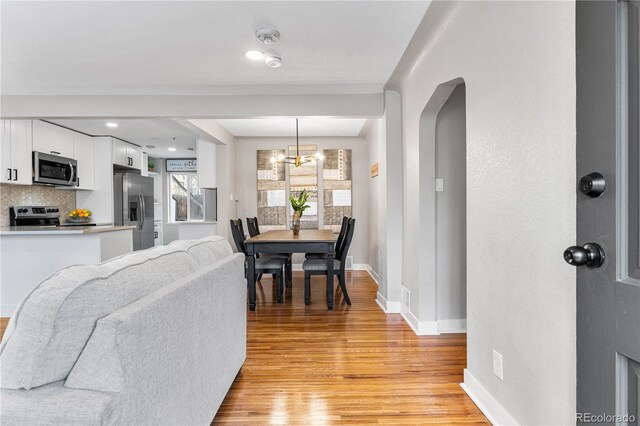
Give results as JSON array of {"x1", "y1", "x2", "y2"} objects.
[{"x1": 0, "y1": 184, "x2": 76, "y2": 226}]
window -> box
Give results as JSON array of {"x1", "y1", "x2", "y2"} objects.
[{"x1": 169, "y1": 173, "x2": 204, "y2": 222}]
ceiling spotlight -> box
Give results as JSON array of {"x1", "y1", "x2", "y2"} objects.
[
  {"x1": 168, "y1": 147, "x2": 177, "y2": 152},
  {"x1": 245, "y1": 50, "x2": 264, "y2": 60},
  {"x1": 145, "y1": 144, "x2": 156, "y2": 149},
  {"x1": 256, "y1": 28, "x2": 280, "y2": 45},
  {"x1": 106, "y1": 122, "x2": 118, "y2": 128},
  {"x1": 265, "y1": 55, "x2": 282, "y2": 68}
]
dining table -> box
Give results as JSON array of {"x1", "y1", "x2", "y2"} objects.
[{"x1": 244, "y1": 229, "x2": 337, "y2": 310}]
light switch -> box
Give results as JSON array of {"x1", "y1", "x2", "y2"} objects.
[{"x1": 436, "y1": 179, "x2": 444, "y2": 192}]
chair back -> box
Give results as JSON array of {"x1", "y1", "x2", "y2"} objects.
[
  {"x1": 229, "y1": 219, "x2": 247, "y2": 255},
  {"x1": 334, "y1": 216, "x2": 349, "y2": 259},
  {"x1": 338, "y1": 219, "x2": 356, "y2": 264},
  {"x1": 246, "y1": 217, "x2": 260, "y2": 237}
]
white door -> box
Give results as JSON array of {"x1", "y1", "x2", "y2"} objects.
[
  {"x1": 10, "y1": 120, "x2": 33, "y2": 185},
  {"x1": 73, "y1": 133, "x2": 94, "y2": 190},
  {"x1": 0, "y1": 120, "x2": 12, "y2": 183},
  {"x1": 113, "y1": 139, "x2": 129, "y2": 166},
  {"x1": 32, "y1": 120, "x2": 74, "y2": 158}
]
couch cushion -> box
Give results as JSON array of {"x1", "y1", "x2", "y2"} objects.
[
  {"x1": 0, "y1": 381, "x2": 120, "y2": 425},
  {"x1": 0, "y1": 245, "x2": 199, "y2": 390},
  {"x1": 169, "y1": 235, "x2": 233, "y2": 268}
]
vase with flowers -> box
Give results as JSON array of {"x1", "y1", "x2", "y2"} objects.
[{"x1": 289, "y1": 190, "x2": 310, "y2": 236}]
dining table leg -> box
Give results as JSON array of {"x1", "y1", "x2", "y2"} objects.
[
  {"x1": 247, "y1": 245, "x2": 256, "y2": 311},
  {"x1": 326, "y1": 244, "x2": 334, "y2": 310}
]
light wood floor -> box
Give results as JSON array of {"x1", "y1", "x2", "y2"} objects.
[
  {"x1": 0, "y1": 272, "x2": 487, "y2": 424},
  {"x1": 212, "y1": 271, "x2": 488, "y2": 424}
]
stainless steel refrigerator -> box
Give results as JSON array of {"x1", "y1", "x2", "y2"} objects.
[{"x1": 114, "y1": 173, "x2": 154, "y2": 251}]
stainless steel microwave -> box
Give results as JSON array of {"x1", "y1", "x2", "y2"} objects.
[{"x1": 33, "y1": 151, "x2": 78, "y2": 186}]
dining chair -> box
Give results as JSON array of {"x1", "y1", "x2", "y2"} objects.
[
  {"x1": 245, "y1": 217, "x2": 293, "y2": 287},
  {"x1": 305, "y1": 216, "x2": 349, "y2": 260},
  {"x1": 230, "y1": 219, "x2": 286, "y2": 303},
  {"x1": 302, "y1": 218, "x2": 355, "y2": 306}
]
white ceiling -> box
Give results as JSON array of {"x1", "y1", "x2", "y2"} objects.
[
  {"x1": 1, "y1": 1, "x2": 430, "y2": 96},
  {"x1": 216, "y1": 118, "x2": 367, "y2": 137},
  {"x1": 48, "y1": 119, "x2": 198, "y2": 159}
]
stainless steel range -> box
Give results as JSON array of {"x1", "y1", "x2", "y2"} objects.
[
  {"x1": 9, "y1": 206, "x2": 61, "y2": 227},
  {"x1": 9, "y1": 206, "x2": 96, "y2": 227}
]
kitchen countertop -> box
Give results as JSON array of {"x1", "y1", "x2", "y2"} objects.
[{"x1": 0, "y1": 225, "x2": 136, "y2": 235}]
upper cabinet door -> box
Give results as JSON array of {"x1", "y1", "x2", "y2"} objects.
[
  {"x1": 113, "y1": 139, "x2": 129, "y2": 166},
  {"x1": 73, "y1": 133, "x2": 94, "y2": 190},
  {"x1": 0, "y1": 120, "x2": 12, "y2": 183},
  {"x1": 32, "y1": 120, "x2": 74, "y2": 158},
  {"x1": 128, "y1": 144, "x2": 142, "y2": 169},
  {"x1": 10, "y1": 120, "x2": 33, "y2": 185}
]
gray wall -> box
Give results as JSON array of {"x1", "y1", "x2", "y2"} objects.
[
  {"x1": 435, "y1": 84, "x2": 466, "y2": 321},
  {"x1": 235, "y1": 136, "x2": 369, "y2": 266},
  {"x1": 364, "y1": 119, "x2": 381, "y2": 275}
]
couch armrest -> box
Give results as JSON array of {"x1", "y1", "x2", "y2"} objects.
[{"x1": 65, "y1": 253, "x2": 246, "y2": 425}]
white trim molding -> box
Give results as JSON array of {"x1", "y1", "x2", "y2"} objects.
[
  {"x1": 376, "y1": 292, "x2": 401, "y2": 313},
  {"x1": 400, "y1": 309, "x2": 439, "y2": 335},
  {"x1": 365, "y1": 265, "x2": 379, "y2": 286},
  {"x1": 460, "y1": 369, "x2": 519, "y2": 426},
  {"x1": 437, "y1": 319, "x2": 467, "y2": 333}
]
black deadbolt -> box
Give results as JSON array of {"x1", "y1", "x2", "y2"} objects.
[{"x1": 578, "y1": 172, "x2": 606, "y2": 197}]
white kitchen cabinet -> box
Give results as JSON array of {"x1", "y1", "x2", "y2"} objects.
[
  {"x1": 0, "y1": 120, "x2": 33, "y2": 185},
  {"x1": 197, "y1": 138, "x2": 216, "y2": 189},
  {"x1": 113, "y1": 139, "x2": 129, "y2": 167},
  {"x1": 33, "y1": 120, "x2": 74, "y2": 158},
  {"x1": 113, "y1": 138, "x2": 141, "y2": 170},
  {"x1": 73, "y1": 133, "x2": 94, "y2": 190},
  {"x1": 141, "y1": 152, "x2": 149, "y2": 177}
]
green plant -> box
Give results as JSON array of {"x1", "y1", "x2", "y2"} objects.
[
  {"x1": 148, "y1": 161, "x2": 155, "y2": 170},
  {"x1": 289, "y1": 190, "x2": 310, "y2": 216}
]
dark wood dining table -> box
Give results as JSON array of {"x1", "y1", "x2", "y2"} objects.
[{"x1": 244, "y1": 229, "x2": 336, "y2": 310}]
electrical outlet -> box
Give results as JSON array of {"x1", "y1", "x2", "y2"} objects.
[
  {"x1": 493, "y1": 350, "x2": 504, "y2": 380},
  {"x1": 436, "y1": 179, "x2": 444, "y2": 192}
]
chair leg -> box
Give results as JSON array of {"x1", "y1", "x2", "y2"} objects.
[
  {"x1": 304, "y1": 272, "x2": 311, "y2": 305},
  {"x1": 338, "y1": 271, "x2": 351, "y2": 305},
  {"x1": 276, "y1": 270, "x2": 283, "y2": 303},
  {"x1": 286, "y1": 258, "x2": 292, "y2": 288},
  {"x1": 257, "y1": 273, "x2": 263, "y2": 281}
]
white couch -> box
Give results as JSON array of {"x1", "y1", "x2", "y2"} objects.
[{"x1": 0, "y1": 236, "x2": 246, "y2": 425}]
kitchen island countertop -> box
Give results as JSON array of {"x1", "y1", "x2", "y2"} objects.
[{"x1": 0, "y1": 225, "x2": 136, "y2": 235}]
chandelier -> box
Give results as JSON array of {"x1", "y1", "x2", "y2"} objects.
[{"x1": 271, "y1": 119, "x2": 323, "y2": 167}]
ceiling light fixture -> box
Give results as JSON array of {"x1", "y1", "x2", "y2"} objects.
[
  {"x1": 256, "y1": 28, "x2": 280, "y2": 45},
  {"x1": 245, "y1": 50, "x2": 264, "y2": 60},
  {"x1": 106, "y1": 122, "x2": 118, "y2": 128},
  {"x1": 168, "y1": 147, "x2": 177, "y2": 152},
  {"x1": 265, "y1": 55, "x2": 282, "y2": 68},
  {"x1": 271, "y1": 119, "x2": 323, "y2": 167}
]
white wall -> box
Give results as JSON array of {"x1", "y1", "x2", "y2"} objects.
[
  {"x1": 389, "y1": 1, "x2": 576, "y2": 424},
  {"x1": 435, "y1": 84, "x2": 467, "y2": 324},
  {"x1": 363, "y1": 119, "x2": 381, "y2": 275},
  {"x1": 234, "y1": 136, "x2": 369, "y2": 266}
]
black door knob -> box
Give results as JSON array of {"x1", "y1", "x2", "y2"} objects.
[
  {"x1": 578, "y1": 172, "x2": 606, "y2": 197},
  {"x1": 564, "y1": 243, "x2": 606, "y2": 268}
]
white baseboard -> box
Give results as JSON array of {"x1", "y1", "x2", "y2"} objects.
[
  {"x1": 1, "y1": 305, "x2": 17, "y2": 318},
  {"x1": 460, "y1": 369, "x2": 519, "y2": 426},
  {"x1": 365, "y1": 265, "x2": 379, "y2": 286},
  {"x1": 375, "y1": 292, "x2": 401, "y2": 313},
  {"x1": 400, "y1": 309, "x2": 439, "y2": 335},
  {"x1": 438, "y1": 319, "x2": 467, "y2": 333}
]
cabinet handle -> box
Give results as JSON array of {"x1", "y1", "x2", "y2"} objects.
[
  {"x1": 50, "y1": 151, "x2": 61, "y2": 155},
  {"x1": 77, "y1": 177, "x2": 80, "y2": 187},
  {"x1": 13, "y1": 169, "x2": 17, "y2": 181},
  {"x1": 6, "y1": 168, "x2": 11, "y2": 181},
  {"x1": 154, "y1": 231, "x2": 158, "y2": 239}
]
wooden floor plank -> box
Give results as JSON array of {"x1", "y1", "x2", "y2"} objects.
[
  {"x1": 0, "y1": 271, "x2": 487, "y2": 424},
  {"x1": 212, "y1": 271, "x2": 487, "y2": 424}
]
